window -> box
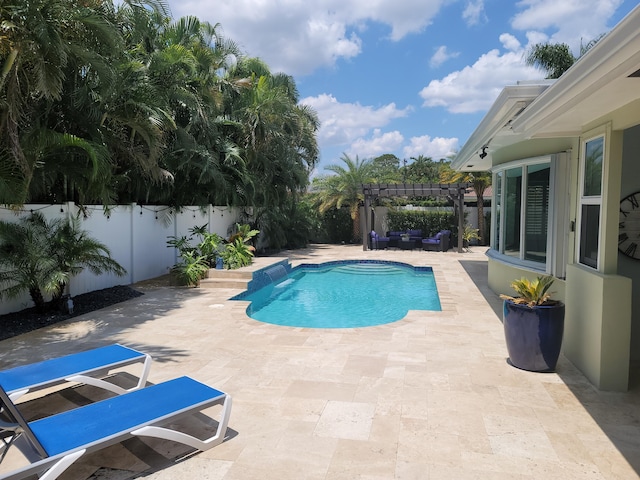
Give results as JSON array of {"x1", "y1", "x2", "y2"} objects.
[
  {"x1": 504, "y1": 167, "x2": 523, "y2": 258},
  {"x1": 493, "y1": 171, "x2": 502, "y2": 250},
  {"x1": 492, "y1": 156, "x2": 560, "y2": 272},
  {"x1": 577, "y1": 136, "x2": 604, "y2": 269},
  {"x1": 524, "y1": 164, "x2": 550, "y2": 263}
]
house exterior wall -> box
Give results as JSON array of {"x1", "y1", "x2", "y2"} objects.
[
  {"x1": 619, "y1": 125, "x2": 640, "y2": 366},
  {"x1": 488, "y1": 260, "x2": 566, "y2": 304},
  {"x1": 487, "y1": 117, "x2": 636, "y2": 391},
  {"x1": 565, "y1": 264, "x2": 632, "y2": 391}
]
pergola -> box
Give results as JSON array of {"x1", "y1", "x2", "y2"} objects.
[{"x1": 361, "y1": 183, "x2": 471, "y2": 253}]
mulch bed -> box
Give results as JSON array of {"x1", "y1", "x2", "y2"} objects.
[{"x1": 0, "y1": 286, "x2": 144, "y2": 341}]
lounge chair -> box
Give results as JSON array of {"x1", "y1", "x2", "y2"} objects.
[
  {"x1": 0, "y1": 376, "x2": 232, "y2": 480},
  {"x1": 0, "y1": 344, "x2": 152, "y2": 402}
]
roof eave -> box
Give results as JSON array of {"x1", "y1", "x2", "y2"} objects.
[{"x1": 452, "y1": 82, "x2": 552, "y2": 171}]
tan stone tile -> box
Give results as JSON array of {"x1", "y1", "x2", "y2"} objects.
[
  {"x1": 285, "y1": 379, "x2": 357, "y2": 401},
  {"x1": 343, "y1": 354, "x2": 388, "y2": 378},
  {"x1": 326, "y1": 439, "x2": 398, "y2": 479},
  {"x1": 314, "y1": 400, "x2": 376, "y2": 440}
]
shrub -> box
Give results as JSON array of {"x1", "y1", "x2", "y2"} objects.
[
  {"x1": 321, "y1": 208, "x2": 352, "y2": 244},
  {"x1": 0, "y1": 213, "x2": 125, "y2": 311},
  {"x1": 387, "y1": 210, "x2": 455, "y2": 236}
]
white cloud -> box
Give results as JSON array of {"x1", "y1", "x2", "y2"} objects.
[
  {"x1": 403, "y1": 135, "x2": 459, "y2": 159},
  {"x1": 170, "y1": 0, "x2": 449, "y2": 75},
  {"x1": 347, "y1": 130, "x2": 405, "y2": 158},
  {"x1": 462, "y1": 0, "x2": 487, "y2": 26},
  {"x1": 300, "y1": 94, "x2": 411, "y2": 147},
  {"x1": 430, "y1": 46, "x2": 460, "y2": 68},
  {"x1": 511, "y1": 0, "x2": 624, "y2": 51},
  {"x1": 499, "y1": 33, "x2": 521, "y2": 52},
  {"x1": 417, "y1": 1, "x2": 627, "y2": 116},
  {"x1": 419, "y1": 46, "x2": 541, "y2": 113}
]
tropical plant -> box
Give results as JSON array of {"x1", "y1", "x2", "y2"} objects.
[
  {"x1": 0, "y1": 0, "x2": 319, "y2": 217},
  {"x1": 312, "y1": 153, "x2": 375, "y2": 242},
  {"x1": 524, "y1": 43, "x2": 575, "y2": 79},
  {"x1": 167, "y1": 224, "x2": 224, "y2": 269},
  {"x1": 500, "y1": 275, "x2": 559, "y2": 308},
  {"x1": 524, "y1": 35, "x2": 605, "y2": 79},
  {"x1": 404, "y1": 155, "x2": 442, "y2": 184},
  {"x1": 188, "y1": 224, "x2": 225, "y2": 267},
  {"x1": 49, "y1": 215, "x2": 127, "y2": 304},
  {"x1": 171, "y1": 251, "x2": 209, "y2": 287},
  {"x1": 462, "y1": 224, "x2": 480, "y2": 246},
  {"x1": 228, "y1": 223, "x2": 259, "y2": 245},
  {"x1": 0, "y1": 212, "x2": 125, "y2": 311},
  {"x1": 370, "y1": 154, "x2": 401, "y2": 183},
  {"x1": 220, "y1": 238, "x2": 255, "y2": 270}
]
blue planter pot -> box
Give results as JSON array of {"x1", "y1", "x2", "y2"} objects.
[
  {"x1": 503, "y1": 300, "x2": 565, "y2": 372},
  {"x1": 215, "y1": 257, "x2": 224, "y2": 269}
]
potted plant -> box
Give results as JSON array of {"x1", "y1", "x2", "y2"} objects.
[
  {"x1": 500, "y1": 275, "x2": 565, "y2": 372},
  {"x1": 462, "y1": 224, "x2": 480, "y2": 249}
]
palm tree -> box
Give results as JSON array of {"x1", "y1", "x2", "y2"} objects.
[
  {"x1": 0, "y1": 0, "x2": 124, "y2": 202},
  {"x1": 49, "y1": 215, "x2": 127, "y2": 305},
  {"x1": 0, "y1": 214, "x2": 57, "y2": 311},
  {"x1": 0, "y1": 212, "x2": 125, "y2": 312},
  {"x1": 440, "y1": 164, "x2": 491, "y2": 245},
  {"x1": 312, "y1": 154, "x2": 375, "y2": 242},
  {"x1": 524, "y1": 43, "x2": 575, "y2": 79},
  {"x1": 525, "y1": 35, "x2": 605, "y2": 79},
  {"x1": 227, "y1": 59, "x2": 319, "y2": 247}
]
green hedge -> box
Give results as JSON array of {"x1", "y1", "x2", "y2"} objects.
[
  {"x1": 321, "y1": 208, "x2": 353, "y2": 243},
  {"x1": 387, "y1": 210, "x2": 455, "y2": 237}
]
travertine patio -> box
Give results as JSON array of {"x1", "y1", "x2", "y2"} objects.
[{"x1": 1, "y1": 244, "x2": 639, "y2": 479}]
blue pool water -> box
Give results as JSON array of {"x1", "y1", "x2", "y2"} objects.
[{"x1": 237, "y1": 261, "x2": 441, "y2": 328}]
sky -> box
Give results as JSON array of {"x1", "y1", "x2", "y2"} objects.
[{"x1": 167, "y1": 0, "x2": 637, "y2": 175}]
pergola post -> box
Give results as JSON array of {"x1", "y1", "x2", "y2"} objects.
[
  {"x1": 362, "y1": 187, "x2": 371, "y2": 251},
  {"x1": 457, "y1": 187, "x2": 465, "y2": 253}
]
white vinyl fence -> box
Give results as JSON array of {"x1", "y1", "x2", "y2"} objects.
[{"x1": 0, "y1": 203, "x2": 242, "y2": 315}]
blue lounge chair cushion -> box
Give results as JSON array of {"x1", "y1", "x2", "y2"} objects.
[
  {"x1": 30, "y1": 376, "x2": 225, "y2": 456},
  {"x1": 0, "y1": 344, "x2": 151, "y2": 399}
]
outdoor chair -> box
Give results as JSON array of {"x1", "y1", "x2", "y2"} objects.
[
  {"x1": 0, "y1": 376, "x2": 232, "y2": 480},
  {"x1": 369, "y1": 231, "x2": 389, "y2": 250},
  {"x1": 0, "y1": 344, "x2": 152, "y2": 402},
  {"x1": 407, "y1": 229, "x2": 423, "y2": 248},
  {"x1": 422, "y1": 230, "x2": 451, "y2": 251},
  {"x1": 386, "y1": 231, "x2": 403, "y2": 248}
]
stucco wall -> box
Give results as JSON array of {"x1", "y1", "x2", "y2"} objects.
[
  {"x1": 565, "y1": 264, "x2": 632, "y2": 391},
  {"x1": 487, "y1": 258, "x2": 567, "y2": 314},
  {"x1": 619, "y1": 125, "x2": 640, "y2": 366}
]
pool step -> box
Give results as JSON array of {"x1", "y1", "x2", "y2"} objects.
[
  {"x1": 200, "y1": 269, "x2": 252, "y2": 289},
  {"x1": 334, "y1": 264, "x2": 403, "y2": 275}
]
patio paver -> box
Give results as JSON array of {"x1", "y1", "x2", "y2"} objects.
[{"x1": 1, "y1": 244, "x2": 639, "y2": 479}]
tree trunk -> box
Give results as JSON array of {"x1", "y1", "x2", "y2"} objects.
[
  {"x1": 477, "y1": 194, "x2": 485, "y2": 245},
  {"x1": 29, "y1": 287, "x2": 46, "y2": 312},
  {"x1": 352, "y1": 208, "x2": 361, "y2": 243}
]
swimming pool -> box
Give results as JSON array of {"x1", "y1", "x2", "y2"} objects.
[{"x1": 235, "y1": 261, "x2": 441, "y2": 328}]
